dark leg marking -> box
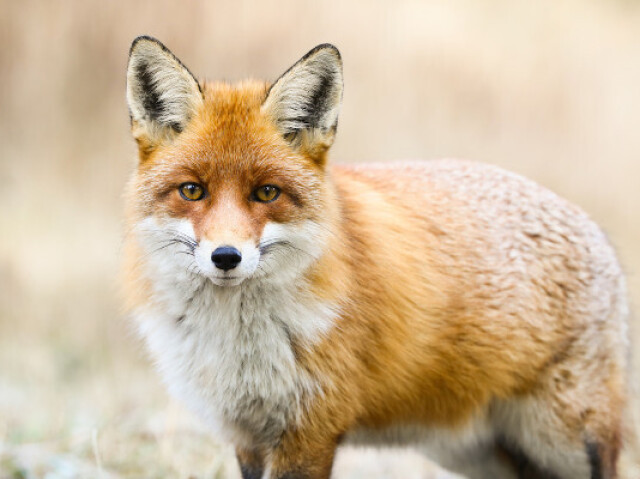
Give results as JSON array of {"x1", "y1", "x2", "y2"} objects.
[
  {"x1": 277, "y1": 473, "x2": 309, "y2": 479},
  {"x1": 497, "y1": 437, "x2": 561, "y2": 479},
  {"x1": 586, "y1": 441, "x2": 603, "y2": 479},
  {"x1": 240, "y1": 463, "x2": 264, "y2": 479}
]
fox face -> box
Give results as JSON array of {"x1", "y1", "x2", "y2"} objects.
[{"x1": 126, "y1": 37, "x2": 343, "y2": 288}]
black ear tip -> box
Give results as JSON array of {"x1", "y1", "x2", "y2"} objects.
[
  {"x1": 304, "y1": 43, "x2": 342, "y2": 63},
  {"x1": 316, "y1": 43, "x2": 341, "y2": 56},
  {"x1": 129, "y1": 35, "x2": 167, "y2": 56}
]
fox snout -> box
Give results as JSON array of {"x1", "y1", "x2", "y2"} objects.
[
  {"x1": 135, "y1": 216, "x2": 327, "y2": 290},
  {"x1": 190, "y1": 236, "x2": 260, "y2": 286}
]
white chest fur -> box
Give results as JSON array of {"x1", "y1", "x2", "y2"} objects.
[{"x1": 136, "y1": 278, "x2": 336, "y2": 447}]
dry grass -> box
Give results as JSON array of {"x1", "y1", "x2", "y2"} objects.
[{"x1": 1, "y1": 0, "x2": 639, "y2": 477}]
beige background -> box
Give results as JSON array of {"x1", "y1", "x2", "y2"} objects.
[{"x1": 0, "y1": 1, "x2": 638, "y2": 477}]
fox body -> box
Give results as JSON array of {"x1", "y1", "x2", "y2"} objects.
[{"x1": 124, "y1": 37, "x2": 630, "y2": 479}]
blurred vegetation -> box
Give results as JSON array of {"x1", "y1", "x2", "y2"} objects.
[{"x1": 0, "y1": 0, "x2": 639, "y2": 477}]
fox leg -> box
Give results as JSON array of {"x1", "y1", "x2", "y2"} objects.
[
  {"x1": 447, "y1": 448, "x2": 519, "y2": 479},
  {"x1": 498, "y1": 424, "x2": 619, "y2": 479},
  {"x1": 238, "y1": 440, "x2": 336, "y2": 479},
  {"x1": 237, "y1": 447, "x2": 266, "y2": 479},
  {"x1": 265, "y1": 430, "x2": 338, "y2": 479},
  {"x1": 493, "y1": 384, "x2": 624, "y2": 479},
  {"x1": 496, "y1": 438, "x2": 563, "y2": 479},
  {"x1": 434, "y1": 442, "x2": 518, "y2": 479}
]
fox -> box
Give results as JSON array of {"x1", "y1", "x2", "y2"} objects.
[{"x1": 123, "y1": 35, "x2": 630, "y2": 479}]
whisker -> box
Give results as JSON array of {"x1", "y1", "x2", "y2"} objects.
[
  {"x1": 138, "y1": 233, "x2": 198, "y2": 261},
  {"x1": 261, "y1": 241, "x2": 314, "y2": 258}
]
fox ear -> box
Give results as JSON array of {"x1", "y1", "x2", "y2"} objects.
[
  {"x1": 126, "y1": 36, "x2": 203, "y2": 155},
  {"x1": 262, "y1": 44, "x2": 343, "y2": 165}
]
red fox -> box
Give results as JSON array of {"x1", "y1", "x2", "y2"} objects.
[{"x1": 123, "y1": 36, "x2": 630, "y2": 479}]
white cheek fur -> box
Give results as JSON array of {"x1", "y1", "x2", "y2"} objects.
[{"x1": 255, "y1": 220, "x2": 328, "y2": 285}]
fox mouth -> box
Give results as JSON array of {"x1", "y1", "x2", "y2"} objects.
[{"x1": 208, "y1": 274, "x2": 246, "y2": 287}]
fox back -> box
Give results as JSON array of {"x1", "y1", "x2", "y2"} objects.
[{"x1": 123, "y1": 37, "x2": 630, "y2": 479}]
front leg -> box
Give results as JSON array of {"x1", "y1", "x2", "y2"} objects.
[
  {"x1": 266, "y1": 430, "x2": 339, "y2": 479},
  {"x1": 237, "y1": 447, "x2": 266, "y2": 479}
]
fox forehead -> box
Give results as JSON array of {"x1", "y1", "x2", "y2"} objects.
[
  {"x1": 143, "y1": 81, "x2": 285, "y2": 169},
  {"x1": 190, "y1": 81, "x2": 272, "y2": 149}
]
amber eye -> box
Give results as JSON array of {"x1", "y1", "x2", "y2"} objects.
[
  {"x1": 252, "y1": 185, "x2": 281, "y2": 203},
  {"x1": 179, "y1": 182, "x2": 205, "y2": 201}
]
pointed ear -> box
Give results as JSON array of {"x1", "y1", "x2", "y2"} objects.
[
  {"x1": 126, "y1": 36, "x2": 203, "y2": 156},
  {"x1": 262, "y1": 44, "x2": 343, "y2": 165}
]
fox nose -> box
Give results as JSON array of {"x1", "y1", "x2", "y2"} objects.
[{"x1": 211, "y1": 246, "x2": 242, "y2": 271}]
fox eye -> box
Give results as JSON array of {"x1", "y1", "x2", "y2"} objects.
[
  {"x1": 179, "y1": 182, "x2": 205, "y2": 201},
  {"x1": 252, "y1": 185, "x2": 280, "y2": 203}
]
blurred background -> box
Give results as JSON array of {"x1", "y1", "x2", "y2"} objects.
[{"x1": 1, "y1": 0, "x2": 639, "y2": 477}]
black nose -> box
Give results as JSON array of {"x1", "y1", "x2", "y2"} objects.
[{"x1": 211, "y1": 246, "x2": 242, "y2": 271}]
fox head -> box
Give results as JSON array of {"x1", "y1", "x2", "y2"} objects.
[{"x1": 125, "y1": 36, "x2": 343, "y2": 288}]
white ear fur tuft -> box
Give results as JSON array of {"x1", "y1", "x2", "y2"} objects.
[
  {"x1": 262, "y1": 44, "x2": 343, "y2": 151},
  {"x1": 126, "y1": 36, "x2": 203, "y2": 141}
]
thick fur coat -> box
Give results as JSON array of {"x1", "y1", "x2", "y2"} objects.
[{"x1": 123, "y1": 37, "x2": 630, "y2": 479}]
